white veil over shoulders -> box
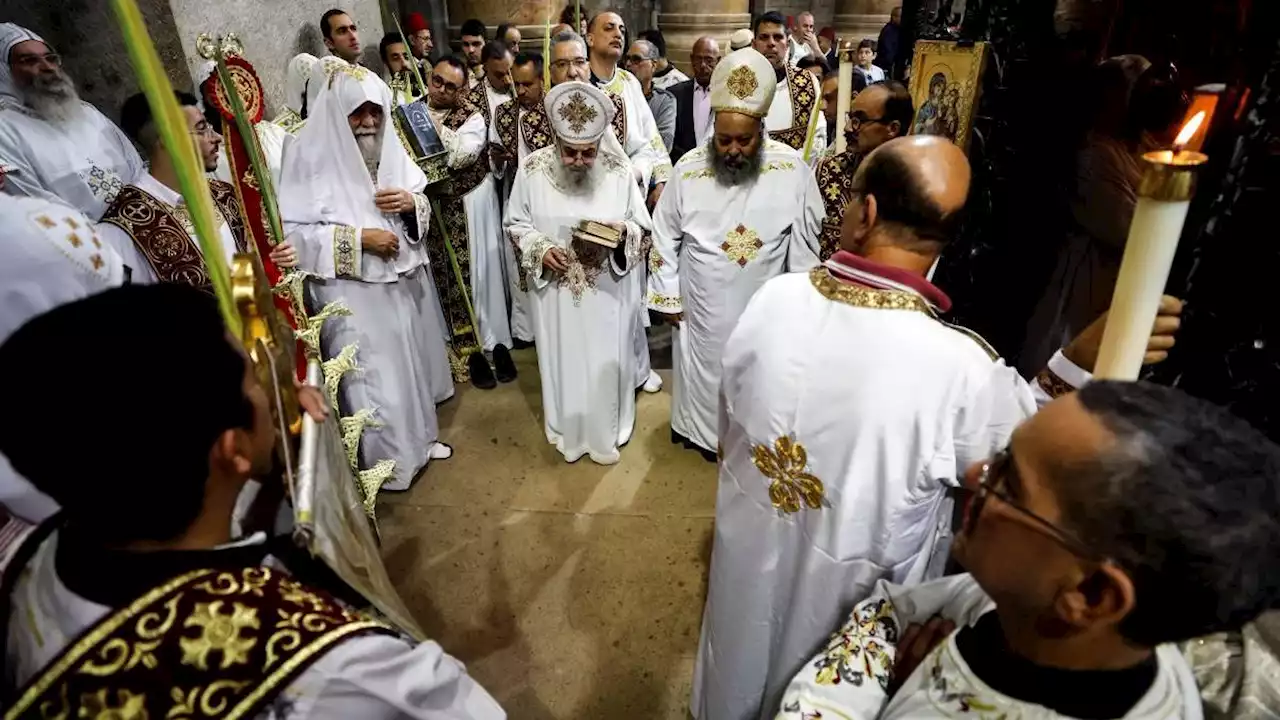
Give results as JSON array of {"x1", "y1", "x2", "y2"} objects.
[{"x1": 278, "y1": 63, "x2": 426, "y2": 234}]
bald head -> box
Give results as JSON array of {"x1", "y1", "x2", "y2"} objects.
[
  {"x1": 841, "y1": 136, "x2": 969, "y2": 255},
  {"x1": 691, "y1": 36, "x2": 721, "y2": 86}
]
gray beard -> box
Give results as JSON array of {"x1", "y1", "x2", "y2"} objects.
[
  {"x1": 355, "y1": 133, "x2": 381, "y2": 177},
  {"x1": 708, "y1": 136, "x2": 763, "y2": 187},
  {"x1": 557, "y1": 163, "x2": 595, "y2": 194},
  {"x1": 23, "y1": 72, "x2": 83, "y2": 125}
]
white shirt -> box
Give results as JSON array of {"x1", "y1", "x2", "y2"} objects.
[
  {"x1": 693, "y1": 82, "x2": 713, "y2": 147},
  {"x1": 652, "y1": 64, "x2": 690, "y2": 91},
  {"x1": 855, "y1": 63, "x2": 887, "y2": 84}
]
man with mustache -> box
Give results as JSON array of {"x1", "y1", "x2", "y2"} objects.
[
  {"x1": 0, "y1": 23, "x2": 143, "y2": 220},
  {"x1": 279, "y1": 63, "x2": 455, "y2": 496},
  {"x1": 752, "y1": 10, "x2": 825, "y2": 160},
  {"x1": 505, "y1": 82, "x2": 653, "y2": 465},
  {"x1": 647, "y1": 47, "x2": 822, "y2": 460}
]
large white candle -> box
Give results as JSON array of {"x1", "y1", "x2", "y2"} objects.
[
  {"x1": 835, "y1": 39, "x2": 855, "y2": 154},
  {"x1": 1093, "y1": 113, "x2": 1207, "y2": 379}
]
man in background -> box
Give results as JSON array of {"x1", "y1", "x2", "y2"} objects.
[
  {"x1": 0, "y1": 23, "x2": 143, "y2": 220},
  {"x1": 381, "y1": 32, "x2": 424, "y2": 105},
  {"x1": 753, "y1": 11, "x2": 824, "y2": 158},
  {"x1": 625, "y1": 38, "x2": 676, "y2": 153},
  {"x1": 459, "y1": 18, "x2": 488, "y2": 87},
  {"x1": 669, "y1": 36, "x2": 720, "y2": 164},
  {"x1": 855, "y1": 38, "x2": 886, "y2": 84},
  {"x1": 495, "y1": 23, "x2": 522, "y2": 53},
  {"x1": 309, "y1": 9, "x2": 364, "y2": 107},
  {"x1": 787, "y1": 11, "x2": 822, "y2": 67},
  {"x1": 406, "y1": 11, "x2": 435, "y2": 68},
  {"x1": 818, "y1": 26, "x2": 837, "y2": 67},
  {"x1": 641, "y1": 29, "x2": 689, "y2": 90},
  {"x1": 876, "y1": 6, "x2": 902, "y2": 78},
  {"x1": 729, "y1": 29, "x2": 752, "y2": 51}
]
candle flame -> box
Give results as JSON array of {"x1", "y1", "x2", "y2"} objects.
[{"x1": 1174, "y1": 111, "x2": 1206, "y2": 148}]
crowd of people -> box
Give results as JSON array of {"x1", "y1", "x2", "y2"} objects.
[{"x1": 1, "y1": 6, "x2": 1279, "y2": 720}]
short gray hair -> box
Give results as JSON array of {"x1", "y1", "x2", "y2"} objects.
[
  {"x1": 632, "y1": 40, "x2": 658, "y2": 61},
  {"x1": 550, "y1": 30, "x2": 586, "y2": 56}
]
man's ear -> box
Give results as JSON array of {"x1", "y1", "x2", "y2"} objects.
[
  {"x1": 586, "y1": 33, "x2": 595, "y2": 49},
  {"x1": 209, "y1": 428, "x2": 253, "y2": 478},
  {"x1": 887, "y1": 120, "x2": 902, "y2": 139},
  {"x1": 1054, "y1": 564, "x2": 1137, "y2": 631},
  {"x1": 862, "y1": 192, "x2": 878, "y2": 230}
]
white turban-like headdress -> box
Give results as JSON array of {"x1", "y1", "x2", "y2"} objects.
[
  {"x1": 710, "y1": 47, "x2": 776, "y2": 119},
  {"x1": 545, "y1": 81, "x2": 615, "y2": 145},
  {"x1": 0, "y1": 23, "x2": 47, "y2": 104}
]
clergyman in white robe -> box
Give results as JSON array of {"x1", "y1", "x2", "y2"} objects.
[
  {"x1": 279, "y1": 63, "x2": 452, "y2": 494},
  {"x1": 0, "y1": 195, "x2": 125, "y2": 523},
  {"x1": 777, "y1": 574, "x2": 1204, "y2": 719},
  {"x1": 648, "y1": 48, "x2": 823, "y2": 457},
  {"x1": 0, "y1": 23, "x2": 143, "y2": 220},
  {"x1": 692, "y1": 247, "x2": 1089, "y2": 719},
  {"x1": 504, "y1": 82, "x2": 652, "y2": 464}
]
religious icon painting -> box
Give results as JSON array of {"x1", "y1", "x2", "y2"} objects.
[{"x1": 907, "y1": 40, "x2": 990, "y2": 153}]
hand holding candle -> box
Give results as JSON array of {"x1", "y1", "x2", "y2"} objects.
[{"x1": 1093, "y1": 111, "x2": 1207, "y2": 380}]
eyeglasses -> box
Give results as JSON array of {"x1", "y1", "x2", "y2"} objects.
[
  {"x1": 625, "y1": 55, "x2": 651, "y2": 64},
  {"x1": 962, "y1": 449, "x2": 1102, "y2": 561},
  {"x1": 190, "y1": 121, "x2": 218, "y2": 138},
  {"x1": 430, "y1": 73, "x2": 461, "y2": 93},
  {"x1": 847, "y1": 112, "x2": 888, "y2": 131},
  {"x1": 12, "y1": 52, "x2": 61, "y2": 69},
  {"x1": 550, "y1": 57, "x2": 589, "y2": 71}
]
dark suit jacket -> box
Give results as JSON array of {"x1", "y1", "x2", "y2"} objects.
[{"x1": 669, "y1": 79, "x2": 698, "y2": 165}]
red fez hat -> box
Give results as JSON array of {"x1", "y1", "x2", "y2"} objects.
[
  {"x1": 406, "y1": 12, "x2": 430, "y2": 33},
  {"x1": 818, "y1": 27, "x2": 836, "y2": 41}
]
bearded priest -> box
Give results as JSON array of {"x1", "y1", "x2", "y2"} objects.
[
  {"x1": 505, "y1": 82, "x2": 652, "y2": 465},
  {"x1": 648, "y1": 47, "x2": 823, "y2": 459},
  {"x1": 279, "y1": 63, "x2": 454, "y2": 494}
]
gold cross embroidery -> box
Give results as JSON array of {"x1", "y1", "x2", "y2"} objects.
[
  {"x1": 726, "y1": 66, "x2": 758, "y2": 101},
  {"x1": 90, "y1": 254, "x2": 104, "y2": 270},
  {"x1": 35, "y1": 215, "x2": 55, "y2": 229},
  {"x1": 557, "y1": 91, "x2": 599, "y2": 134},
  {"x1": 68, "y1": 232, "x2": 83, "y2": 248}
]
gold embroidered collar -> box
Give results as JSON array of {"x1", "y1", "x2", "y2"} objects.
[{"x1": 809, "y1": 266, "x2": 932, "y2": 315}]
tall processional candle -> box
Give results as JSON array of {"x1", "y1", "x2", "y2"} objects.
[
  {"x1": 834, "y1": 39, "x2": 856, "y2": 154},
  {"x1": 1093, "y1": 112, "x2": 1207, "y2": 379}
]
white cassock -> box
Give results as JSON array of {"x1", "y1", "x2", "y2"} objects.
[
  {"x1": 431, "y1": 104, "x2": 512, "y2": 352},
  {"x1": 5, "y1": 530, "x2": 507, "y2": 719},
  {"x1": 505, "y1": 131, "x2": 652, "y2": 463},
  {"x1": 280, "y1": 64, "x2": 453, "y2": 494},
  {"x1": 776, "y1": 574, "x2": 1204, "y2": 719},
  {"x1": 691, "y1": 252, "x2": 1092, "y2": 720},
  {"x1": 95, "y1": 173, "x2": 241, "y2": 284},
  {"x1": 273, "y1": 53, "x2": 320, "y2": 134},
  {"x1": 0, "y1": 195, "x2": 125, "y2": 522},
  {"x1": 0, "y1": 24, "x2": 143, "y2": 220},
  {"x1": 763, "y1": 66, "x2": 826, "y2": 163},
  {"x1": 647, "y1": 140, "x2": 823, "y2": 454},
  {"x1": 214, "y1": 121, "x2": 290, "y2": 188},
  {"x1": 594, "y1": 67, "x2": 674, "y2": 188}
]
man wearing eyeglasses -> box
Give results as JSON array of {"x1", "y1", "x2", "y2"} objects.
[
  {"x1": 813, "y1": 81, "x2": 911, "y2": 259},
  {"x1": 0, "y1": 23, "x2": 143, "y2": 221},
  {"x1": 693, "y1": 135, "x2": 1183, "y2": 720},
  {"x1": 423, "y1": 56, "x2": 517, "y2": 389},
  {"x1": 97, "y1": 91, "x2": 294, "y2": 288},
  {"x1": 777, "y1": 380, "x2": 1278, "y2": 719},
  {"x1": 624, "y1": 39, "x2": 675, "y2": 153}
]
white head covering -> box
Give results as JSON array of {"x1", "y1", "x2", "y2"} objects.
[
  {"x1": 285, "y1": 53, "x2": 321, "y2": 115},
  {"x1": 0, "y1": 23, "x2": 48, "y2": 104},
  {"x1": 278, "y1": 63, "x2": 426, "y2": 232},
  {"x1": 729, "y1": 29, "x2": 753, "y2": 51},
  {"x1": 545, "y1": 81, "x2": 614, "y2": 144},
  {"x1": 710, "y1": 47, "x2": 776, "y2": 119}
]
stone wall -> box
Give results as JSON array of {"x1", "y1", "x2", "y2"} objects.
[{"x1": 0, "y1": 0, "x2": 385, "y2": 123}]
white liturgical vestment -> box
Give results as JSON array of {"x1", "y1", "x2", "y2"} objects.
[
  {"x1": 594, "y1": 67, "x2": 674, "y2": 188},
  {"x1": 0, "y1": 24, "x2": 142, "y2": 220},
  {"x1": 764, "y1": 71, "x2": 826, "y2": 163},
  {"x1": 691, "y1": 252, "x2": 1092, "y2": 720},
  {"x1": 505, "y1": 146, "x2": 652, "y2": 464},
  {"x1": 0, "y1": 195, "x2": 124, "y2": 524},
  {"x1": 777, "y1": 574, "x2": 1203, "y2": 719},
  {"x1": 647, "y1": 140, "x2": 823, "y2": 454},
  {"x1": 280, "y1": 63, "x2": 453, "y2": 493}
]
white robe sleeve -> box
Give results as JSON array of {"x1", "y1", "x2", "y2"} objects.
[
  {"x1": 1029, "y1": 349, "x2": 1092, "y2": 408},
  {"x1": 787, "y1": 167, "x2": 824, "y2": 272},
  {"x1": 502, "y1": 165, "x2": 557, "y2": 289},
  {"x1": 438, "y1": 112, "x2": 486, "y2": 169},
  {"x1": 646, "y1": 171, "x2": 684, "y2": 313},
  {"x1": 281, "y1": 633, "x2": 506, "y2": 719},
  {"x1": 622, "y1": 79, "x2": 673, "y2": 187},
  {"x1": 285, "y1": 221, "x2": 363, "y2": 280},
  {"x1": 94, "y1": 222, "x2": 159, "y2": 285},
  {"x1": 774, "y1": 575, "x2": 993, "y2": 720}
]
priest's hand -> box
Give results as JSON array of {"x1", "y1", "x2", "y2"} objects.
[
  {"x1": 269, "y1": 242, "x2": 299, "y2": 269},
  {"x1": 647, "y1": 182, "x2": 665, "y2": 209},
  {"x1": 294, "y1": 375, "x2": 330, "y2": 422},
  {"x1": 375, "y1": 188, "x2": 415, "y2": 214},
  {"x1": 490, "y1": 142, "x2": 514, "y2": 170},
  {"x1": 362, "y1": 228, "x2": 400, "y2": 258},
  {"x1": 888, "y1": 615, "x2": 956, "y2": 698},
  {"x1": 543, "y1": 247, "x2": 570, "y2": 274},
  {"x1": 1064, "y1": 294, "x2": 1184, "y2": 372}
]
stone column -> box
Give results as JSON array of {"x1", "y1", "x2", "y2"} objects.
[
  {"x1": 834, "y1": 0, "x2": 896, "y2": 45},
  {"x1": 445, "y1": 0, "x2": 562, "y2": 54},
  {"x1": 658, "y1": 0, "x2": 751, "y2": 75}
]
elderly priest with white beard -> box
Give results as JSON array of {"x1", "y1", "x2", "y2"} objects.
[
  {"x1": 648, "y1": 47, "x2": 823, "y2": 460},
  {"x1": 0, "y1": 23, "x2": 143, "y2": 220},
  {"x1": 279, "y1": 63, "x2": 454, "y2": 497},
  {"x1": 505, "y1": 82, "x2": 652, "y2": 465}
]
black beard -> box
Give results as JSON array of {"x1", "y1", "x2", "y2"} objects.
[{"x1": 707, "y1": 137, "x2": 763, "y2": 187}]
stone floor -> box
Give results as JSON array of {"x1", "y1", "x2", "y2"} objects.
[{"x1": 377, "y1": 343, "x2": 717, "y2": 719}]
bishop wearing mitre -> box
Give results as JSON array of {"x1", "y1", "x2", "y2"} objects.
[{"x1": 504, "y1": 82, "x2": 652, "y2": 465}]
